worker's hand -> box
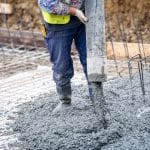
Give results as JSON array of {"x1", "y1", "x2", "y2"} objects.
[
  {"x1": 75, "y1": 9, "x2": 88, "y2": 24},
  {"x1": 69, "y1": 7, "x2": 88, "y2": 24}
]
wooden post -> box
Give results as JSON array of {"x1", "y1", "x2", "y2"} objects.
[
  {"x1": 0, "y1": 3, "x2": 13, "y2": 14},
  {"x1": 85, "y1": 0, "x2": 107, "y2": 129}
]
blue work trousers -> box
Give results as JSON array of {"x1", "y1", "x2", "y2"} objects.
[{"x1": 45, "y1": 23, "x2": 87, "y2": 90}]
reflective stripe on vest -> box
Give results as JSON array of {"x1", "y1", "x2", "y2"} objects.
[{"x1": 41, "y1": 9, "x2": 70, "y2": 24}]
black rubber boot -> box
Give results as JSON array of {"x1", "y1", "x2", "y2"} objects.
[
  {"x1": 56, "y1": 83, "x2": 72, "y2": 104},
  {"x1": 52, "y1": 84, "x2": 72, "y2": 114}
]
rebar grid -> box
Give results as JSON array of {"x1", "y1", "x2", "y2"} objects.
[{"x1": 0, "y1": 0, "x2": 150, "y2": 100}]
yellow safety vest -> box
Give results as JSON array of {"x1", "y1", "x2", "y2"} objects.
[{"x1": 41, "y1": 9, "x2": 70, "y2": 24}]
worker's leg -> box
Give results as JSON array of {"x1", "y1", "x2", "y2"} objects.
[
  {"x1": 74, "y1": 23, "x2": 87, "y2": 77},
  {"x1": 45, "y1": 28, "x2": 75, "y2": 104},
  {"x1": 74, "y1": 24, "x2": 93, "y2": 97}
]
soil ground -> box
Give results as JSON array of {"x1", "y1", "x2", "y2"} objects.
[{"x1": 0, "y1": 0, "x2": 150, "y2": 43}]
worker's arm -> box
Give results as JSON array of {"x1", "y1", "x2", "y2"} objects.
[
  {"x1": 38, "y1": 0, "x2": 69, "y2": 15},
  {"x1": 38, "y1": 0, "x2": 88, "y2": 23}
]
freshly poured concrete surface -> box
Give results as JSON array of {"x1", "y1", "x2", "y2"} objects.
[{"x1": 0, "y1": 66, "x2": 150, "y2": 150}]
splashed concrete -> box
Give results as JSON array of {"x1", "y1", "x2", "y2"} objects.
[{"x1": 0, "y1": 67, "x2": 150, "y2": 149}]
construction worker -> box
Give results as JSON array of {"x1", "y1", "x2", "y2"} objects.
[{"x1": 38, "y1": 0, "x2": 88, "y2": 107}]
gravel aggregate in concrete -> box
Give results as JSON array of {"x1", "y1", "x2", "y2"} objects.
[{"x1": 1, "y1": 68, "x2": 150, "y2": 149}]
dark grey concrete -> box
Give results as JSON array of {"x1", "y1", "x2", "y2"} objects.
[{"x1": 11, "y1": 71, "x2": 150, "y2": 150}]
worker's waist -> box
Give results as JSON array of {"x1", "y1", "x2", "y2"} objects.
[
  {"x1": 41, "y1": 9, "x2": 71, "y2": 24},
  {"x1": 44, "y1": 16, "x2": 81, "y2": 31}
]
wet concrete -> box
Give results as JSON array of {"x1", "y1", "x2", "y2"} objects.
[
  {"x1": 0, "y1": 67, "x2": 150, "y2": 149},
  {"x1": 7, "y1": 70, "x2": 149, "y2": 150}
]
